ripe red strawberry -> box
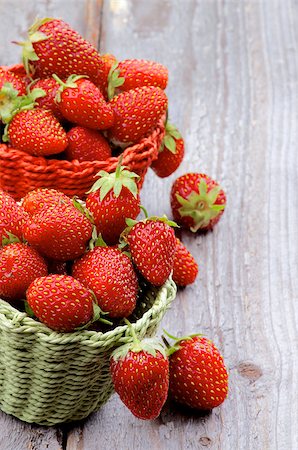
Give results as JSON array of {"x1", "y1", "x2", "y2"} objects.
[
  {"x1": 86, "y1": 165, "x2": 140, "y2": 245},
  {"x1": 171, "y1": 173, "x2": 226, "y2": 232},
  {"x1": 126, "y1": 219, "x2": 176, "y2": 286},
  {"x1": 20, "y1": 18, "x2": 107, "y2": 90},
  {"x1": 0, "y1": 67, "x2": 26, "y2": 95},
  {"x1": 27, "y1": 274, "x2": 94, "y2": 332},
  {"x1": 172, "y1": 238, "x2": 198, "y2": 286},
  {"x1": 54, "y1": 74, "x2": 114, "y2": 130},
  {"x1": 22, "y1": 188, "x2": 72, "y2": 216},
  {"x1": 151, "y1": 123, "x2": 184, "y2": 178},
  {"x1": 0, "y1": 189, "x2": 27, "y2": 243},
  {"x1": 110, "y1": 334, "x2": 169, "y2": 419},
  {"x1": 0, "y1": 84, "x2": 68, "y2": 156},
  {"x1": 6, "y1": 64, "x2": 31, "y2": 87},
  {"x1": 108, "y1": 59, "x2": 168, "y2": 99},
  {"x1": 168, "y1": 335, "x2": 228, "y2": 410},
  {"x1": 72, "y1": 246, "x2": 138, "y2": 318},
  {"x1": 7, "y1": 108, "x2": 68, "y2": 156},
  {"x1": 33, "y1": 78, "x2": 64, "y2": 121},
  {"x1": 23, "y1": 203, "x2": 93, "y2": 261},
  {"x1": 0, "y1": 243, "x2": 47, "y2": 301},
  {"x1": 109, "y1": 86, "x2": 168, "y2": 144},
  {"x1": 65, "y1": 126, "x2": 111, "y2": 162}
]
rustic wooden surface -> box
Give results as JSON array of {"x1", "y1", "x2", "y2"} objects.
[{"x1": 0, "y1": 0, "x2": 298, "y2": 449}]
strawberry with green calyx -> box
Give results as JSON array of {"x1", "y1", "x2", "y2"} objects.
[
  {"x1": 107, "y1": 59, "x2": 168, "y2": 100},
  {"x1": 108, "y1": 85, "x2": 168, "y2": 144},
  {"x1": 110, "y1": 319, "x2": 169, "y2": 420},
  {"x1": 72, "y1": 246, "x2": 138, "y2": 318},
  {"x1": 172, "y1": 237, "x2": 198, "y2": 287},
  {"x1": 163, "y1": 331, "x2": 229, "y2": 410},
  {"x1": 171, "y1": 173, "x2": 226, "y2": 232},
  {"x1": 22, "y1": 188, "x2": 73, "y2": 216},
  {"x1": 0, "y1": 242, "x2": 48, "y2": 301},
  {"x1": 65, "y1": 126, "x2": 111, "y2": 163},
  {"x1": 53, "y1": 74, "x2": 114, "y2": 130},
  {"x1": 151, "y1": 122, "x2": 184, "y2": 178},
  {"x1": 18, "y1": 18, "x2": 107, "y2": 90},
  {"x1": 0, "y1": 189, "x2": 28, "y2": 244},
  {"x1": 0, "y1": 83, "x2": 68, "y2": 156},
  {"x1": 26, "y1": 274, "x2": 109, "y2": 332},
  {"x1": 123, "y1": 214, "x2": 177, "y2": 286},
  {"x1": 86, "y1": 162, "x2": 140, "y2": 245}
]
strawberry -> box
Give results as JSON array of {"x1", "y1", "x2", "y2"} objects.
[
  {"x1": 6, "y1": 64, "x2": 31, "y2": 88},
  {"x1": 0, "y1": 67, "x2": 26, "y2": 96},
  {"x1": 0, "y1": 189, "x2": 27, "y2": 243},
  {"x1": 108, "y1": 59, "x2": 168, "y2": 99},
  {"x1": 86, "y1": 165, "x2": 140, "y2": 245},
  {"x1": 0, "y1": 243, "x2": 47, "y2": 301},
  {"x1": 72, "y1": 246, "x2": 138, "y2": 318},
  {"x1": 171, "y1": 173, "x2": 226, "y2": 232},
  {"x1": 27, "y1": 274, "x2": 94, "y2": 332},
  {"x1": 110, "y1": 327, "x2": 169, "y2": 419},
  {"x1": 20, "y1": 18, "x2": 107, "y2": 91},
  {"x1": 172, "y1": 238, "x2": 198, "y2": 286},
  {"x1": 22, "y1": 188, "x2": 72, "y2": 216},
  {"x1": 126, "y1": 218, "x2": 176, "y2": 286},
  {"x1": 33, "y1": 78, "x2": 64, "y2": 120},
  {"x1": 65, "y1": 126, "x2": 111, "y2": 162},
  {"x1": 167, "y1": 335, "x2": 228, "y2": 410},
  {"x1": 0, "y1": 84, "x2": 68, "y2": 156},
  {"x1": 53, "y1": 74, "x2": 114, "y2": 130},
  {"x1": 109, "y1": 86, "x2": 168, "y2": 144},
  {"x1": 23, "y1": 202, "x2": 93, "y2": 261},
  {"x1": 151, "y1": 123, "x2": 184, "y2": 178}
]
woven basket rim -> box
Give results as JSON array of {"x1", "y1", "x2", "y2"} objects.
[{"x1": 0, "y1": 277, "x2": 176, "y2": 346}]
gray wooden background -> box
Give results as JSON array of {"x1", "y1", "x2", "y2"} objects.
[{"x1": 0, "y1": 0, "x2": 297, "y2": 449}]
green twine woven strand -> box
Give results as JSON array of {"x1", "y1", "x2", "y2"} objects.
[{"x1": 0, "y1": 277, "x2": 177, "y2": 425}]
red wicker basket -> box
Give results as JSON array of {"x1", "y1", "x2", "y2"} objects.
[{"x1": 0, "y1": 119, "x2": 165, "y2": 201}]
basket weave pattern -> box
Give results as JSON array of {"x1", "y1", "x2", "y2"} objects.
[
  {"x1": 0, "y1": 119, "x2": 165, "y2": 201},
  {"x1": 0, "y1": 278, "x2": 176, "y2": 425}
]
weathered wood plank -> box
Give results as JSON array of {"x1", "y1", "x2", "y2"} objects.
[{"x1": 66, "y1": 0, "x2": 298, "y2": 449}]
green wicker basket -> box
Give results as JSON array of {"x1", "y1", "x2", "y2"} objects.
[{"x1": 0, "y1": 278, "x2": 176, "y2": 426}]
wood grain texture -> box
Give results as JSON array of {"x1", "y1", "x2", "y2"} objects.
[{"x1": 0, "y1": 0, "x2": 298, "y2": 449}]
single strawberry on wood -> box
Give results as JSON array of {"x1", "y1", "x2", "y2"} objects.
[
  {"x1": 110, "y1": 323, "x2": 169, "y2": 420},
  {"x1": 53, "y1": 74, "x2": 114, "y2": 130},
  {"x1": 65, "y1": 126, "x2": 111, "y2": 162},
  {"x1": 0, "y1": 242, "x2": 48, "y2": 301},
  {"x1": 27, "y1": 274, "x2": 94, "y2": 332},
  {"x1": 167, "y1": 334, "x2": 228, "y2": 410},
  {"x1": 171, "y1": 173, "x2": 226, "y2": 232},
  {"x1": 72, "y1": 246, "x2": 138, "y2": 318},
  {"x1": 86, "y1": 164, "x2": 140, "y2": 245},
  {"x1": 19, "y1": 18, "x2": 107, "y2": 91},
  {"x1": 126, "y1": 217, "x2": 176, "y2": 286},
  {"x1": 109, "y1": 86, "x2": 168, "y2": 144},
  {"x1": 172, "y1": 238, "x2": 198, "y2": 287},
  {"x1": 151, "y1": 122, "x2": 184, "y2": 178}
]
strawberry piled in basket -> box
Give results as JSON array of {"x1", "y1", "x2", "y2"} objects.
[
  {"x1": 0, "y1": 17, "x2": 229, "y2": 424},
  {"x1": 0, "y1": 17, "x2": 184, "y2": 200}
]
